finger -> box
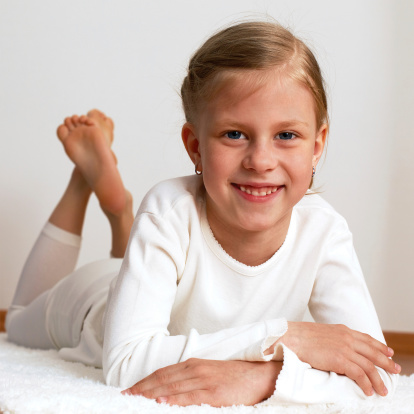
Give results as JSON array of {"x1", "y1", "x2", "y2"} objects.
[
  {"x1": 351, "y1": 353, "x2": 387, "y2": 397},
  {"x1": 139, "y1": 378, "x2": 205, "y2": 400},
  {"x1": 123, "y1": 361, "x2": 194, "y2": 395},
  {"x1": 156, "y1": 390, "x2": 218, "y2": 407},
  {"x1": 353, "y1": 336, "x2": 400, "y2": 374},
  {"x1": 343, "y1": 361, "x2": 374, "y2": 397},
  {"x1": 352, "y1": 331, "x2": 392, "y2": 357}
]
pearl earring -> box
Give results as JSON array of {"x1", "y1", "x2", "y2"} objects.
[{"x1": 195, "y1": 163, "x2": 202, "y2": 175}]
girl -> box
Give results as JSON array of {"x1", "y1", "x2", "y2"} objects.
[{"x1": 6, "y1": 21, "x2": 399, "y2": 407}]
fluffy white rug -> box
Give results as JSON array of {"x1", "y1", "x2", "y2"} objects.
[{"x1": 1, "y1": 333, "x2": 413, "y2": 414}]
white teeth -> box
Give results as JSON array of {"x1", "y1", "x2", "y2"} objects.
[{"x1": 238, "y1": 185, "x2": 279, "y2": 196}]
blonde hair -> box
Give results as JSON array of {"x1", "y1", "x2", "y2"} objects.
[{"x1": 181, "y1": 21, "x2": 329, "y2": 130}]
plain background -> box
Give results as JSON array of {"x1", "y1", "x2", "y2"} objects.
[{"x1": 0, "y1": 0, "x2": 413, "y2": 332}]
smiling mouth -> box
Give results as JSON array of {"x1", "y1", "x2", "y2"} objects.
[{"x1": 233, "y1": 184, "x2": 280, "y2": 197}]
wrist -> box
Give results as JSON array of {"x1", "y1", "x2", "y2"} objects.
[
  {"x1": 259, "y1": 361, "x2": 283, "y2": 401},
  {"x1": 264, "y1": 320, "x2": 298, "y2": 355}
]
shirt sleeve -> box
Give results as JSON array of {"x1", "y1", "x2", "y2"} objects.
[
  {"x1": 102, "y1": 212, "x2": 287, "y2": 389},
  {"x1": 261, "y1": 225, "x2": 398, "y2": 405}
]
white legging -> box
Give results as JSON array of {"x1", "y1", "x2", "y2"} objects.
[{"x1": 6, "y1": 222, "x2": 81, "y2": 349}]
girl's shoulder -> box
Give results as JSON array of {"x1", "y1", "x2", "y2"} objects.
[
  {"x1": 296, "y1": 191, "x2": 338, "y2": 212},
  {"x1": 137, "y1": 175, "x2": 204, "y2": 218},
  {"x1": 293, "y1": 192, "x2": 350, "y2": 235}
]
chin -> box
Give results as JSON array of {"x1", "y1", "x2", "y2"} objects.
[{"x1": 237, "y1": 216, "x2": 277, "y2": 233}]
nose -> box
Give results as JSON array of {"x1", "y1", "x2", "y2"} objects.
[{"x1": 242, "y1": 140, "x2": 277, "y2": 173}]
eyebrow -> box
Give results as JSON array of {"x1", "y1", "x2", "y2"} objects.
[
  {"x1": 215, "y1": 119, "x2": 311, "y2": 129},
  {"x1": 276, "y1": 120, "x2": 310, "y2": 128}
]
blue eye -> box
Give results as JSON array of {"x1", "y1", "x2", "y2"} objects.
[
  {"x1": 277, "y1": 132, "x2": 295, "y2": 140},
  {"x1": 226, "y1": 131, "x2": 245, "y2": 140}
]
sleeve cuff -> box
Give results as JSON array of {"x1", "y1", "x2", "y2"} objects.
[{"x1": 259, "y1": 344, "x2": 399, "y2": 406}]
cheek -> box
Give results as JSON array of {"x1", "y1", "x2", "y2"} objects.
[
  {"x1": 285, "y1": 149, "x2": 313, "y2": 173},
  {"x1": 201, "y1": 142, "x2": 233, "y2": 173},
  {"x1": 282, "y1": 150, "x2": 314, "y2": 191}
]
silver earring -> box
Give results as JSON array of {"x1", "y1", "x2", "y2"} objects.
[
  {"x1": 312, "y1": 166, "x2": 316, "y2": 178},
  {"x1": 195, "y1": 163, "x2": 202, "y2": 175}
]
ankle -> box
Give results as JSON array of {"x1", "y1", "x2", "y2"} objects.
[
  {"x1": 109, "y1": 217, "x2": 134, "y2": 258},
  {"x1": 102, "y1": 190, "x2": 133, "y2": 220},
  {"x1": 105, "y1": 191, "x2": 134, "y2": 258},
  {"x1": 68, "y1": 168, "x2": 92, "y2": 198},
  {"x1": 48, "y1": 169, "x2": 92, "y2": 235}
]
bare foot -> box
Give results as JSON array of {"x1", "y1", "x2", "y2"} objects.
[{"x1": 56, "y1": 110, "x2": 126, "y2": 215}]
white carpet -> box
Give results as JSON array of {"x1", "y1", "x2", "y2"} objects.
[{"x1": 1, "y1": 333, "x2": 414, "y2": 414}]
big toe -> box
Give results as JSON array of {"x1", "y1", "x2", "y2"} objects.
[
  {"x1": 87, "y1": 109, "x2": 107, "y2": 120},
  {"x1": 88, "y1": 109, "x2": 114, "y2": 136}
]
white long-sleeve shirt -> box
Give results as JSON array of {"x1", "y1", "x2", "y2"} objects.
[{"x1": 101, "y1": 175, "x2": 397, "y2": 404}]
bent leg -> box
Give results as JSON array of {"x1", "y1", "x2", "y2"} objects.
[
  {"x1": 7, "y1": 258, "x2": 122, "y2": 350},
  {"x1": 56, "y1": 110, "x2": 134, "y2": 257},
  {"x1": 7, "y1": 110, "x2": 133, "y2": 350},
  {"x1": 7, "y1": 222, "x2": 82, "y2": 349},
  {"x1": 6, "y1": 291, "x2": 54, "y2": 349},
  {"x1": 11, "y1": 222, "x2": 82, "y2": 307}
]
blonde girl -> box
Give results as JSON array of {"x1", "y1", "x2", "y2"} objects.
[{"x1": 7, "y1": 21, "x2": 399, "y2": 407}]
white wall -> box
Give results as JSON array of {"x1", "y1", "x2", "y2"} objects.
[{"x1": 0, "y1": 0, "x2": 413, "y2": 332}]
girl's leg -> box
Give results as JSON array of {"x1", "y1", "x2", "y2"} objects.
[
  {"x1": 56, "y1": 109, "x2": 134, "y2": 258},
  {"x1": 7, "y1": 110, "x2": 133, "y2": 348},
  {"x1": 11, "y1": 168, "x2": 90, "y2": 307},
  {"x1": 104, "y1": 189, "x2": 134, "y2": 258},
  {"x1": 7, "y1": 169, "x2": 90, "y2": 348}
]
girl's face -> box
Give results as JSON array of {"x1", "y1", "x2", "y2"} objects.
[{"x1": 182, "y1": 70, "x2": 327, "y2": 243}]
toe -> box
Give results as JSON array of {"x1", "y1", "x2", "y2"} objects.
[
  {"x1": 72, "y1": 115, "x2": 80, "y2": 127},
  {"x1": 56, "y1": 124, "x2": 69, "y2": 141},
  {"x1": 64, "y1": 116, "x2": 75, "y2": 130},
  {"x1": 79, "y1": 115, "x2": 88, "y2": 124},
  {"x1": 87, "y1": 109, "x2": 105, "y2": 119},
  {"x1": 106, "y1": 117, "x2": 114, "y2": 129}
]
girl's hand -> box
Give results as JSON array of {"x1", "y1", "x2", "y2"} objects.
[
  {"x1": 122, "y1": 359, "x2": 282, "y2": 407},
  {"x1": 268, "y1": 322, "x2": 400, "y2": 397}
]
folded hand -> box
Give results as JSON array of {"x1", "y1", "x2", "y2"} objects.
[
  {"x1": 270, "y1": 322, "x2": 400, "y2": 397},
  {"x1": 122, "y1": 358, "x2": 282, "y2": 407}
]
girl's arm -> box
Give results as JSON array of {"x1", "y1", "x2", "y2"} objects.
[
  {"x1": 261, "y1": 227, "x2": 399, "y2": 404},
  {"x1": 122, "y1": 359, "x2": 283, "y2": 406},
  {"x1": 103, "y1": 211, "x2": 288, "y2": 389},
  {"x1": 119, "y1": 220, "x2": 398, "y2": 406},
  {"x1": 104, "y1": 188, "x2": 397, "y2": 405}
]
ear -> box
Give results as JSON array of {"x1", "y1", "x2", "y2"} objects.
[
  {"x1": 182, "y1": 122, "x2": 201, "y2": 166},
  {"x1": 312, "y1": 123, "x2": 328, "y2": 166}
]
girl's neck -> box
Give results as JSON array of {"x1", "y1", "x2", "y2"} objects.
[{"x1": 206, "y1": 208, "x2": 291, "y2": 267}]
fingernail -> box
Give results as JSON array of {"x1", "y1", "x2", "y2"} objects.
[
  {"x1": 157, "y1": 397, "x2": 167, "y2": 403},
  {"x1": 388, "y1": 347, "x2": 394, "y2": 356},
  {"x1": 395, "y1": 363, "x2": 401, "y2": 373},
  {"x1": 383, "y1": 386, "x2": 388, "y2": 396}
]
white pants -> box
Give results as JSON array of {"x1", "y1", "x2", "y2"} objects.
[{"x1": 6, "y1": 222, "x2": 120, "y2": 351}]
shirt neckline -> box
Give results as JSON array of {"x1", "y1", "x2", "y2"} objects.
[{"x1": 200, "y1": 201, "x2": 295, "y2": 276}]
